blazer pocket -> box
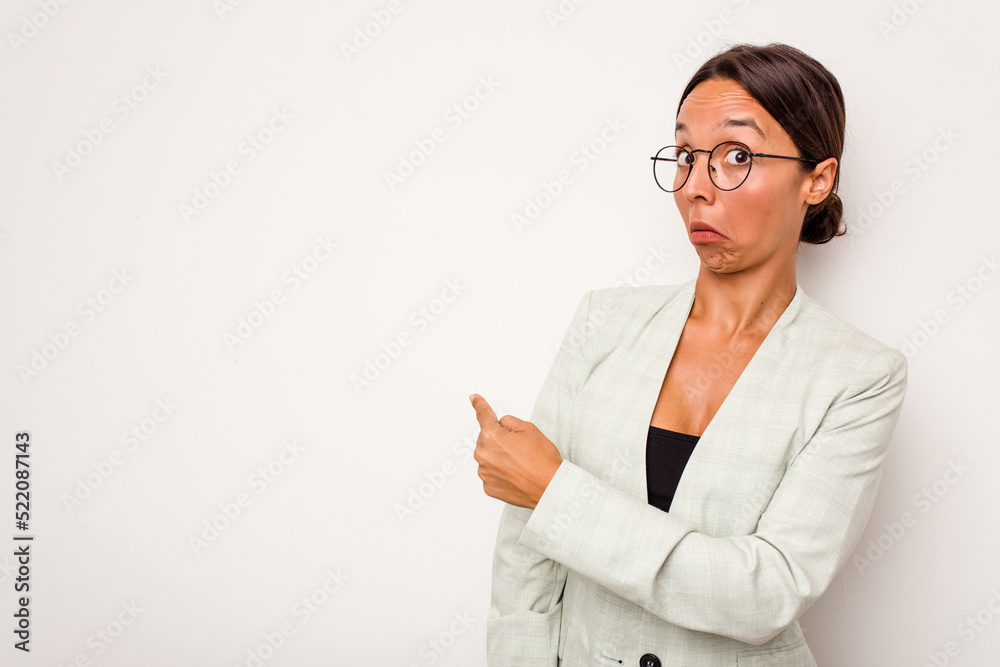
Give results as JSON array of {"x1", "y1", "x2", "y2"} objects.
[
  {"x1": 558, "y1": 621, "x2": 593, "y2": 664},
  {"x1": 736, "y1": 638, "x2": 816, "y2": 667},
  {"x1": 557, "y1": 619, "x2": 576, "y2": 661},
  {"x1": 557, "y1": 623, "x2": 565, "y2": 661}
]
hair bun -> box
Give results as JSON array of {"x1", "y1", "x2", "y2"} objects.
[{"x1": 801, "y1": 192, "x2": 844, "y2": 245}]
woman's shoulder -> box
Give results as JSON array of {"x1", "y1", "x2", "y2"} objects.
[
  {"x1": 791, "y1": 288, "x2": 907, "y2": 380},
  {"x1": 586, "y1": 278, "x2": 695, "y2": 318},
  {"x1": 564, "y1": 281, "x2": 695, "y2": 364}
]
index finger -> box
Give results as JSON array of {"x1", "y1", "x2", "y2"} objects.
[{"x1": 469, "y1": 393, "x2": 499, "y2": 430}]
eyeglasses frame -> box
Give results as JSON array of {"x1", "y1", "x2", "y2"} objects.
[{"x1": 650, "y1": 141, "x2": 819, "y2": 193}]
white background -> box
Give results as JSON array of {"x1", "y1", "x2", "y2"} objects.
[{"x1": 1, "y1": 1, "x2": 998, "y2": 665}]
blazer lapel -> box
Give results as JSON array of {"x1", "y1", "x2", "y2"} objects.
[
  {"x1": 596, "y1": 279, "x2": 697, "y2": 500},
  {"x1": 666, "y1": 282, "x2": 805, "y2": 532},
  {"x1": 603, "y1": 279, "x2": 805, "y2": 505}
]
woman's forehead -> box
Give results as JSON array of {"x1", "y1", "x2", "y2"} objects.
[{"x1": 676, "y1": 79, "x2": 775, "y2": 138}]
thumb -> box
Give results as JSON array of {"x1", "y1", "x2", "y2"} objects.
[
  {"x1": 469, "y1": 393, "x2": 500, "y2": 430},
  {"x1": 497, "y1": 413, "x2": 528, "y2": 432}
]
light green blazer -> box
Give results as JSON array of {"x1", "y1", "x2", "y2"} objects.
[{"x1": 487, "y1": 278, "x2": 908, "y2": 666}]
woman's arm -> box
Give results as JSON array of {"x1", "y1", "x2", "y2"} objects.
[
  {"x1": 486, "y1": 291, "x2": 593, "y2": 666},
  {"x1": 516, "y1": 345, "x2": 907, "y2": 646}
]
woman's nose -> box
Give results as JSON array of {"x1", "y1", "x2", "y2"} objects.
[{"x1": 681, "y1": 154, "x2": 715, "y2": 201}]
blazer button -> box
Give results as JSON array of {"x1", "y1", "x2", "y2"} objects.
[{"x1": 639, "y1": 654, "x2": 661, "y2": 667}]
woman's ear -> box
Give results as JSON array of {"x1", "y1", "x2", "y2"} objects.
[{"x1": 804, "y1": 157, "x2": 838, "y2": 205}]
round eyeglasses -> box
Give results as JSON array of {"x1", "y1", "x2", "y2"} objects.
[{"x1": 650, "y1": 141, "x2": 818, "y2": 193}]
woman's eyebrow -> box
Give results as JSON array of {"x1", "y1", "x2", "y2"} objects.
[{"x1": 674, "y1": 117, "x2": 766, "y2": 139}]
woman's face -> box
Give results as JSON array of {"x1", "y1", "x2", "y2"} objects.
[{"x1": 672, "y1": 78, "x2": 822, "y2": 275}]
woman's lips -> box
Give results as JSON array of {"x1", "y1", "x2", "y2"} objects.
[
  {"x1": 691, "y1": 230, "x2": 725, "y2": 243},
  {"x1": 690, "y1": 222, "x2": 725, "y2": 243}
]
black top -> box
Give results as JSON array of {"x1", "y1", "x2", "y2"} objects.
[{"x1": 646, "y1": 425, "x2": 699, "y2": 513}]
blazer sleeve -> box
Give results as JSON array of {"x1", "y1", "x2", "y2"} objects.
[
  {"x1": 486, "y1": 291, "x2": 594, "y2": 666},
  {"x1": 517, "y1": 344, "x2": 908, "y2": 646}
]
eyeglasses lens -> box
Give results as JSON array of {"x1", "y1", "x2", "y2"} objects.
[{"x1": 653, "y1": 142, "x2": 753, "y2": 192}]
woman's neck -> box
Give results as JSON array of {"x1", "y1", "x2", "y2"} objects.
[{"x1": 690, "y1": 265, "x2": 797, "y2": 336}]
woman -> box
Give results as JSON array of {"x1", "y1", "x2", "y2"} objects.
[{"x1": 470, "y1": 43, "x2": 907, "y2": 666}]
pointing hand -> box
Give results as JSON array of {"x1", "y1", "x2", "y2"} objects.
[{"x1": 469, "y1": 393, "x2": 563, "y2": 509}]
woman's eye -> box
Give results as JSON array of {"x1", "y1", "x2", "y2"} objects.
[
  {"x1": 677, "y1": 150, "x2": 694, "y2": 166},
  {"x1": 725, "y1": 148, "x2": 751, "y2": 165}
]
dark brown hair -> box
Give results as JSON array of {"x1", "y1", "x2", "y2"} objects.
[{"x1": 678, "y1": 43, "x2": 846, "y2": 244}]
